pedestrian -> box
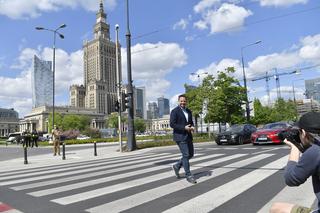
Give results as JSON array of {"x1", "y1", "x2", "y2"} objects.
[
  {"x1": 24, "y1": 130, "x2": 31, "y2": 147},
  {"x1": 170, "y1": 94, "x2": 196, "y2": 184},
  {"x1": 21, "y1": 131, "x2": 26, "y2": 147},
  {"x1": 270, "y1": 111, "x2": 320, "y2": 213},
  {"x1": 52, "y1": 125, "x2": 61, "y2": 156},
  {"x1": 31, "y1": 129, "x2": 39, "y2": 147}
]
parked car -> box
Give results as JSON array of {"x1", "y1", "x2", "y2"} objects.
[
  {"x1": 77, "y1": 135, "x2": 91, "y2": 140},
  {"x1": 216, "y1": 124, "x2": 257, "y2": 145},
  {"x1": 251, "y1": 122, "x2": 291, "y2": 145},
  {"x1": 6, "y1": 132, "x2": 22, "y2": 143}
]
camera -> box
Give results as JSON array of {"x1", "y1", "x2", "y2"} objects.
[{"x1": 278, "y1": 128, "x2": 310, "y2": 153}]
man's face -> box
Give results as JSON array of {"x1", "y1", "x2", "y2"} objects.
[{"x1": 179, "y1": 96, "x2": 187, "y2": 108}]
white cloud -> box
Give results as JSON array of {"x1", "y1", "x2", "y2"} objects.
[
  {"x1": 194, "y1": 3, "x2": 252, "y2": 34},
  {"x1": 121, "y1": 42, "x2": 187, "y2": 100},
  {"x1": 190, "y1": 58, "x2": 242, "y2": 82},
  {"x1": 170, "y1": 94, "x2": 180, "y2": 110},
  {"x1": 247, "y1": 52, "x2": 302, "y2": 79},
  {"x1": 299, "y1": 34, "x2": 320, "y2": 61},
  {"x1": 194, "y1": 0, "x2": 221, "y2": 14},
  {"x1": 0, "y1": 47, "x2": 83, "y2": 117},
  {"x1": 173, "y1": 18, "x2": 189, "y2": 30},
  {"x1": 259, "y1": 0, "x2": 308, "y2": 7},
  {"x1": 0, "y1": 0, "x2": 117, "y2": 19}
]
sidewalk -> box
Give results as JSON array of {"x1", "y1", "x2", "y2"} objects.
[{"x1": 0, "y1": 143, "x2": 153, "y2": 172}]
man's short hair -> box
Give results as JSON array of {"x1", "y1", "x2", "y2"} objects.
[{"x1": 178, "y1": 94, "x2": 187, "y2": 100}]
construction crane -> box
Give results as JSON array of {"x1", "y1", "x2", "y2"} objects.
[
  {"x1": 251, "y1": 69, "x2": 299, "y2": 104},
  {"x1": 249, "y1": 64, "x2": 320, "y2": 104}
]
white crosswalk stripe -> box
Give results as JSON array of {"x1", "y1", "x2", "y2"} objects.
[
  {"x1": 86, "y1": 154, "x2": 273, "y2": 213},
  {"x1": 2, "y1": 146, "x2": 315, "y2": 213},
  {"x1": 162, "y1": 156, "x2": 288, "y2": 213}
]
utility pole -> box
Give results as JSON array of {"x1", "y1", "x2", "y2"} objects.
[{"x1": 125, "y1": 0, "x2": 136, "y2": 151}]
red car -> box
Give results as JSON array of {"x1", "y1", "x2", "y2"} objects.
[{"x1": 251, "y1": 122, "x2": 291, "y2": 145}]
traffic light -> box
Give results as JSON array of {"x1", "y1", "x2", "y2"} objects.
[
  {"x1": 121, "y1": 92, "x2": 130, "y2": 111},
  {"x1": 114, "y1": 100, "x2": 120, "y2": 112}
]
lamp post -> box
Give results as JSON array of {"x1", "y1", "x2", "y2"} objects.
[
  {"x1": 190, "y1": 72, "x2": 208, "y2": 133},
  {"x1": 115, "y1": 24, "x2": 123, "y2": 152},
  {"x1": 241, "y1": 40, "x2": 261, "y2": 122},
  {"x1": 35, "y1": 24, "x2": 66, "y2": 132},
  {"x1": 125, "y1": 0, "x2": 136, "y2": 151},
  {"x1": 292, "y1": 78, "x2": 304, "y2": 104}
]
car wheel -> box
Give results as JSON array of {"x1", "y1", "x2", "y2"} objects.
[
  {"x1": 216, "y1": 141, "x2": 222, "y2": 145},
  {"x1": 238, "y1": 136, "x2": 243, "y2": 145}
]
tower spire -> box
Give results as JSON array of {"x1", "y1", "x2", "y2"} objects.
[{"x1": 99, "y1": 0, "x2": 104, "y2": 13}]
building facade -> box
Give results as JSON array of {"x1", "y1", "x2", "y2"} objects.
[
  {"x1": 70, "y1": 84, "x2": 86, "y2": 108},
  {"x1": 32, "y1": 55, "x2": 53, "y2": 108},
  {"x1": 19, "y1": 106, "x2": 106, "y2": 133},
  {"x1": 134, "y1": 87, "x2": 146, "y2": 119},
  {"x1": 305, "y1": 77, "x2": 320, "y2": 103},
  {"x1": 147, "y1": 102, "x2": 159, "y2": 119},
  {"x1": 0, "y1": 108, "x2": 19, "y2": 136},
  {"x1": 82, "y1": 1, "x2": 120, "y2": 114},
  {"x1": 157, "y1": 96, "x2": 170, "y2": 118}
]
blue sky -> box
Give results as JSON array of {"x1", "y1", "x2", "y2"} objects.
[{"x1": 0, "y1": 0, "x2": 319, "y2": 117}]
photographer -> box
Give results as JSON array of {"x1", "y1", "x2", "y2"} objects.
[{"x1": 270, "y1": 112, "x2": 320, "y2": 213}]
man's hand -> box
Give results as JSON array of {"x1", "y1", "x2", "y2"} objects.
[
  {"x1": 284, "y1": 139, "x2": 300, "y2": 162},
  {"x1": 185, "y1": 124, "x2": 194, "y2": 132}
]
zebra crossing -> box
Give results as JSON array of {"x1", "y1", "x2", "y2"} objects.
[{"x1": 0, "y1": 146, "x2": 315, "y2": 213}]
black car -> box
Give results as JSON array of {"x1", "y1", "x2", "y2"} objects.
[{"x1": 216, "y1": 124, "x2": 257, "y2": 145}]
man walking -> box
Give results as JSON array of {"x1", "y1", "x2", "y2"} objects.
[{"x1": 170, "y1": 94, "x2": 196, "y2": 184}]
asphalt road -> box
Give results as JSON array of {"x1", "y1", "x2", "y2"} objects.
[{"x1": 0, "y1": 142, "x2": 316, "y2": 213}]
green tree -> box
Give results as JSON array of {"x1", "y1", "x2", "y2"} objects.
[
  {"x1": 106, "y1": 112, "x2": 127, "y2": 128},
  {"x1": 252, "y1": 98, "x2": 298, "y2": 126},
  {"x1": 48, "y1": 113, "x2": 90, "y2": 132},
  {"x1": 203, "y1": 67, "x2": 246, "y2": 130},
  {"x1": 134, "y1": 118, "x2": 146, "y2": 133},
  {"x1": 184, "y1": 84, "x2": 204, "y2": 133},
  {"x1": 270, "y1": 98, "x2": 297, "y2": 122},
  {"x1": 251, "y1": 99, "x2": 273, "y2": 125}
]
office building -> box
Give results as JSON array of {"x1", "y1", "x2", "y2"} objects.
[
  {"x1": 135, "y1": 87, "x2": 146, "y2": 119},
  {"x1": 32, "y1": 55, "x2": 53, "y2": 108},
  {"x1": 305, "y1": 77, "x2": 320, "y2": 103},
  {"x1": 147, "y1": 102, "x2": 159, "y2": 119},
  {"x1": 157, "y1": 96, "x2": 170, "y2": 118}
]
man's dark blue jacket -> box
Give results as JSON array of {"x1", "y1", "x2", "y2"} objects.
[{"x1": 170, "y1": 106, "x2": 194, "y2": 142}]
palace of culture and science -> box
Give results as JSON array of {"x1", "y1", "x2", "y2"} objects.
[
  {"x1": 20, "y1": 1, "x2": 120, "y2": 132},
  {"x1": 70, "y1": 1, "x2": 119, "y2": 115}
]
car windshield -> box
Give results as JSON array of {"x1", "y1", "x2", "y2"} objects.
[
  {"x1": 226, "y1": 125, "x2": 244, "y2": 132},
  {"x1": 263, "y1": 123, "x2": 288, "y2": 129}
]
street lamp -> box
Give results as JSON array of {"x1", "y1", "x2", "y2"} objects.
[
  {"x1": 115, "y1": 24, "x2": 123, "y2": 152},
  {"x1": 241, "y1": 40, "x2": 262, "y2": 122},
  {"x1": 125, "y1": 0, "x2": 136, "y2": 151},
  {"x1": 35, "y1": 24, "x2": 66, "y2": 132},
  {"x1": 292, "y1": 78, "x2": 304, "y2": 104},
  {"x1": 190, "y1": 72, "x2": 208, "y2": 134}
]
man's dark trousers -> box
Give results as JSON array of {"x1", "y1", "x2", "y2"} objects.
[{"x1": 175, "y1": 140, "x2": 194, "y2": 177}]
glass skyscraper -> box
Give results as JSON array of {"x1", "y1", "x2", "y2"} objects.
[
  {"x1": 32, "y1": 55, "x2": 53, "y2": 108},
  {"x1": 157, "y1": 96, "x2": 170, "y2": 118}
]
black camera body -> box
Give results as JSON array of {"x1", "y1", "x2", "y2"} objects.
[{"x1": 278, "y1": 128, "x2": 310, "y2": 153}]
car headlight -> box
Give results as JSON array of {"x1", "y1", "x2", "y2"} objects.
[{"x1": 231, "y1": 134, "x2": 237, "y2": 138}]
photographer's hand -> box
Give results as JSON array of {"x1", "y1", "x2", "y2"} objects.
[{"x1": 284, "y1": 139, "x2": 300, "y2": 162}]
